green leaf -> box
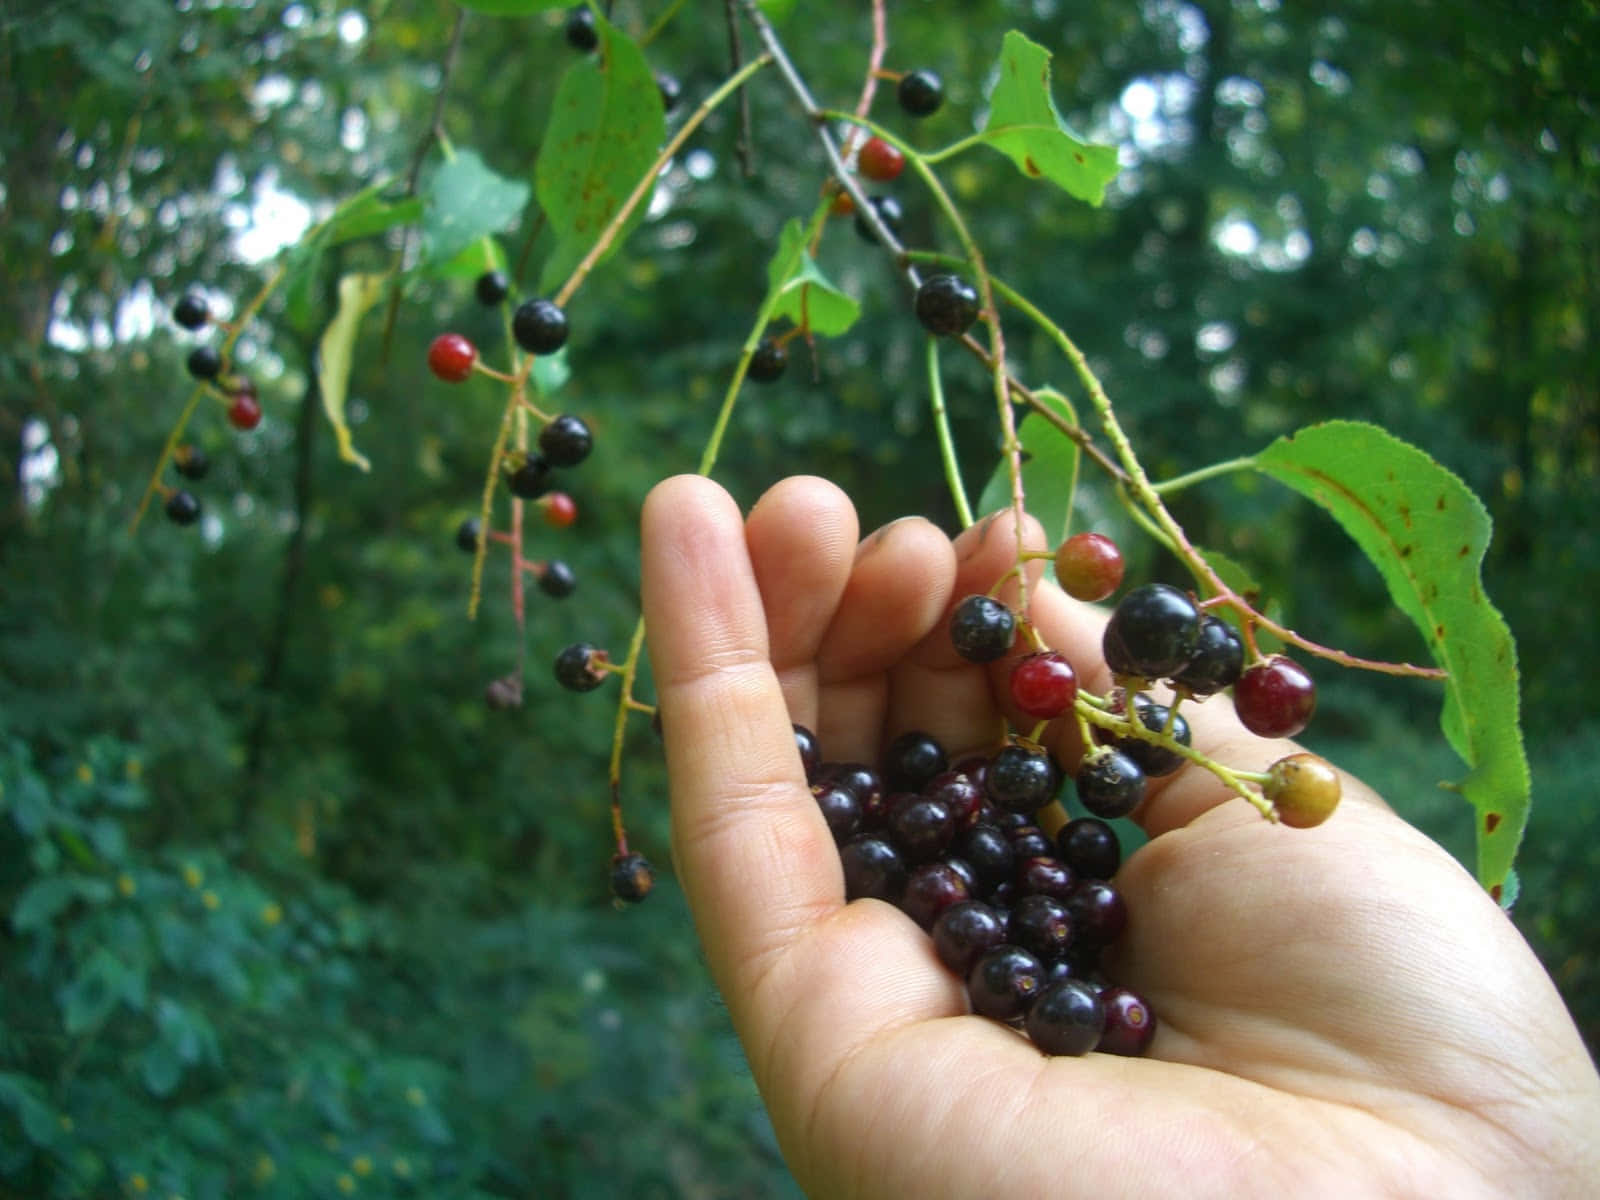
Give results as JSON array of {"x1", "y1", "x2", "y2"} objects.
[
  {"x1": 422, "y1": 150, "x2": 531, "y2": 270},
  {"x1": 764, "y1": 219, "x2": 860, "y2": 336},
  {"x1": 60, "y1": 946, "x2": 140, "y2": 1034},
  {"x1": 11, "y1": 876, "x2": 78, "y2": 931},
  {"x1": 140, "y1": 1039, "x2": 183, "y2": 1097},
  {"x1": 10, "y1": 875, "x2": 112, "y2": 932},
  {"x1": 316, "y1": 272, "x2": 387, "y2": 473},
  {"x1": 456, "y1": 0, "x2": 571, "y2": 13},
  {"x1": 534, "y1": 14, "x2": 664, "y2": 289},
  {"x1": 976, "y1": 31, "x2": 1121, "y2": 205},
  {"x1": 1251, "y1": 420, "x2": 1530, "y2": 895},
  {"x1": 976, "y1": 387, "x2": 1080, "y2": 543},
  {"x1": 323, "y1": 186, "x2": 422, "y2": 248},
  {"x1": 0, "y1": 1072, "x2": 60, "y2": 1149}
]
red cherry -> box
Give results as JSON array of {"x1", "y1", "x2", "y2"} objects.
[
  {"x1": 427, "y1": 332, "x2": 477, "y2": 383},
  {"x1": 1233, "y1": 654, "x2": 1317, "y2": 738},
  {"x1": 1009, "y1": 652, "x2": 1078, "y2": 719},
  {"x1": 858, "y1": 137, "x2": 906, "y2": 183},
  {"x1": 542, "y1": 491, "x2": 577, "y2": 528},
  {"x1": 227, "y1": 392, "x2": 262, "y2": 430},
  {"x1": 1054, "y1": 532, "x2": 1125, "y2": 602}
]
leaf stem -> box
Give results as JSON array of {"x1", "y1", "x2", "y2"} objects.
[{"x1": 1152, "y1": 456, "x2": 1255, "y2": 495}]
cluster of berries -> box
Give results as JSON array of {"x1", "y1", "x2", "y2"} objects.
[
  {"x1": 804, "y1": 724, "x2": 1155, "y2": 1058},
  {"x1": 163, "y1": 291, "x2": 262, "y2": 528},
  {"x1": 432, "y1": 275, "x2": 591, "y2": 606}
]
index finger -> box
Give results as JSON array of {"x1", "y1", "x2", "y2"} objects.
[{"x1": 640, "y1": 475, "x2": 843, "y2": 1018}]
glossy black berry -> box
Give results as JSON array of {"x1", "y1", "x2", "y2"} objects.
[
  {"x1": 508, "y1": 455, "x2": 552, "y2": 499},
  {"x1": 931, "y1": 901, "x2": 1008, "y2": 976},
  {"x1": 985, "y1": 745, "x2": 1059, "y2": 815},
  {"x1": 1056, "y1": 817, "x2": 1121, "y2": 881},
  {"x1": 1008, "y1": 894, "x2": 1075, "y2": 963},
  {"x1": 821, "y1": 763, "x2": 886, "y2": 827},
  {"x1": 610, "y1": 851, "x2": 653, "y2": 902},
  {"x1": 1075, "y1": 749, "x2": 1145, "y2": 819},
  {"x1": 539, "y1": 560, "x2": 576, "y2": 598},
  {"x1": 840, "y1": 835, "x2": 907, "y2": 903},
  {"x1": 164, "y1": 490, "x2": 201, "y2": 526},
  {"x1": 900, "y1": 861, "x2": 971, "y2": 929},
  {"x1": 956, "y1": 823, "x2": 1016, "y2": 894},
  {"x1": 1171, "y1": 614, "x2": 1245, "y2": 695},
  {"x1": 173, "y1": 291, "x2": 209, "y2": 330},
  {"x1": 538, "y1": 414, "x2": 593, "y2": 467},
  {"x1": 887, "y1": 796, "x2": 956, "y2": 864},
  {"x1": 1064, "y1": 879, "x2": 1128, "y2": 947},
  {"x1": 1117, "y1": 695, "x2": 1191, "y2": 778},
  {"x1": 186, "y1": 345, "x2": 222, "y2": 380},
  {"x1": 1016, "y1": 856, "x2": 1076, "y2": 902},
  {"x1": 793, "y1": 725, "x2": 822, "y2": 782},
  {"x1": 1025, "y1": 978, "x2": 1105, "y2": 1056},
  {"x1": 1007, "y1": 823, "x2": 1054, "y2": 861},
  {"x1": 474, "y1": 269, "x2": 510, "y2": 306},
  {"x1": 897, "y1": 69, "x2": 944, "y2": 117},
  {"x1": 512, "y1": 298, "x2": 570, "y2": 355},
  {"x1": 949, "y1": 594, "x2": 1015, "y2": 663},
  {"x1": 564, "y1": 5, "x2": 598, "y2": 52},
  {"x1": 554, "y1": 642, "x2": 607, "y2": 692},
  {"x1": 1102, "y1": 583, "x2": 1202, "y2": 679},
  {"x1": 455, "y1": 517, "x2": 483, "y2": 554},
  {"x1": 915, "y1": 274, "x2": 981, "y2": 338},
  {"x1": 656, "y1": 71, "x2": 682, "y2": 112},
  {"x1": 853, "y1": 194, "x2": 904, "y2": 244},
  {"x1": 967, "y1": 944, "x2": 1045, "y2": 1021},
  {"x1": 172, "y1": 444, "x2": 209, "y2": 481},
  {"x1": 812, "y1": 784, "x2": 861, "y2": 844},
  {"x1": 882, "y1": 730, "x2": 947, "y2": 793},
  {"x1": 747, "y1": 337, "x2": 788, "y2": 383}
]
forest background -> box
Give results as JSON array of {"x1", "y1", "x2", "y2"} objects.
[{"x1": 1, "y1": 0, "x2": 1596, "y2": 1195}]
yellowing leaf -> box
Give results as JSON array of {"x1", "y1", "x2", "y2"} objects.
[{"x1": 317, "y1": 273, "x2": 387, "y2": 472}]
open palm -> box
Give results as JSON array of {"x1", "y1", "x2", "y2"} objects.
[{"x1": 640, "y1": 475, "x2": 1600, "y2": 1199}]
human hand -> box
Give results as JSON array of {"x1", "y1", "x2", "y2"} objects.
[{"x1": 640, "y1": 474, "x2": 1600, "y2": 1198}]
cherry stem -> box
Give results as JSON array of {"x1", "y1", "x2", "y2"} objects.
[
  {"x1": 926, "y1": 337, "x2": 974, "y2": 527},
  {"x1": 130, "y1": 260, "x2": 287, "y2": 534}
]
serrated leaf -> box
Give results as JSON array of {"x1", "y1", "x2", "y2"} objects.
[
  {"x1": 1251, "y1": 420, "x2": 1529, "y2": 895},
  {"x1": 317, "y1": 272, "x2": 387, "y2": 473},
  {"x1": 422, "y1": 150, "x2": 531, "y2": 270},
  {"x1": 764, "y1": 219, "x2": 860, "y2": 336},
  {"x1": 457, "y1": 0, "x2": 570, "y2": 13},
  {"x1": 976, "y1": 387, "x2": 1080, "y2": 541},
  {"x1": 534, "y1": 14, "x2": 664, "y2": 285},
  {"x1": 977, "y1": 31, "x2": 1120, "y2": 205}
]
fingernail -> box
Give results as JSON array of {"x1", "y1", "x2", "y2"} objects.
[{"x1": 860, "y1": 515, "x2": 919, "y2": 558}]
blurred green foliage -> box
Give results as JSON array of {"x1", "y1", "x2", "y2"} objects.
[{"x1": 2, "y1": 0, "x2": 1595, "y2": 1193}]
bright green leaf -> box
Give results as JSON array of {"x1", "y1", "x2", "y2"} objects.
[
  {"x1": 323, "y1": 186, "x2": 422, "y2": 248},
  {"x1": 976, "y1": 31, "x2": 1121, "y2": 205},
  {"x1": 422, "y1": 150, "x2": 531, "y2": 270},
  {"x1": 1251, "y1": 420, "x2": 1530, "y2": 895},
  {"x1": 534, "y1": 14, "x2": 664, "y2": 290},
  {"x1": 976, "y1": 387, "x2": 1080, "y2": 543},
  {"x1": 317, "y1": 272, "x2": 387, "y2": 473},
  {"x1": 764, "y1": 219, "x2": 861, "y2": 336}
]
